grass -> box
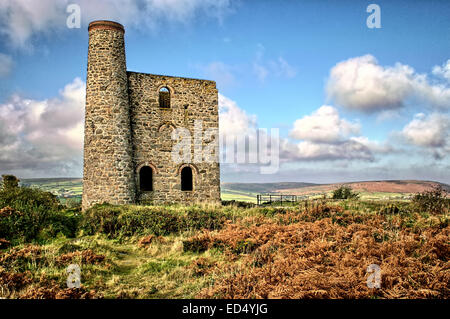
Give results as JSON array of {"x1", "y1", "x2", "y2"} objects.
[
  {"x1": 0, "y1": 233, "x2": 226, "y2": 299},
  {"x1": 1, "y1": 198, "x2": 448, "y2": 299},
  {"x1": 1, "y1": 177, "x2": 448, "y2": 299}
]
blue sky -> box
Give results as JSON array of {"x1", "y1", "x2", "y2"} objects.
[{"x1": 0, "y1": 0, "x2": 449, "y2": 183}]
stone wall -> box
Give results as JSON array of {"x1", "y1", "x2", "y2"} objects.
[
  {"x1": 128, "y1": 72, "x2": 221, "y2": 204},
  {"x1": 82, "y1": 21, "x2": 136, "y2": 211}
]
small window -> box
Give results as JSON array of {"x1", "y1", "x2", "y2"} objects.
[
  {"x1": 159, "y1": 87, "x2": 170, "y2": 108},
  {"x1": 181, "y1": 166, "x2": 193, "y2": 191},
  {"x1": 139, "y1": 166, "x2": 153, "y2": 191}
]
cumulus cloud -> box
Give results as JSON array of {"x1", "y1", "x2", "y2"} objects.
[
  {"x1": 219, "y1": 99, "x2": 388, "y2": 164},
  {"x1": 219, "y1": 94, "x2": 281, "y2": 173},
  {"x1": 283, "y1": 105, "x2": 394, "y2": 162},
  {"x1": 0, "y1": 53, "x2": 13, "y2": 77},
  {"x1": 0, "y1": 0, "x2": 234, "y2": 48},
  {"x1": 349, "y1": 136, "x2": 393, "y2": 154},
  {"x1": 0, "y1": 78, "x2": 85, "y2": 177},
  {"x1": 432, "y1": 59, "x2": 450, "y2": 82},
  {"x1": 290, "y1": 105, "x2": 360, "y2": 143},
  {"x1": 0, "y1": 0, "x2": 66, "y2": 48},
  {"x1": 327, "y1": 55, "x2": 450, "y2": 112},
  {"x1": 219, "y1": 93, "x2": 257, "y2": 139},
  {"x1": 281, "y1": 140, "x2": 374, "y2": 162},
  {"x1": 401, "y1": 113, "x2": 449, "y2": 148}
]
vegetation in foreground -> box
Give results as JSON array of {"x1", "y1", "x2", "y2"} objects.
[{"x1": 0, "y1": 176, "x2": 449, "y2": 299}]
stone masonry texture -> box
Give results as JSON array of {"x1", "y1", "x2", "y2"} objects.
[{"x1": 82, "y1": 21, "x2": 220, "y2": 210}]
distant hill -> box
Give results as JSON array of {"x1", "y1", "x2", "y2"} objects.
[
  {"x1": 274, "y1": 180, "x2": 450, "y2": 195},
  {"x1": 221, "y1": 182, "x2": 317, "y2": 194},
  {"x1": 20, "y1": 177, "x2": 82, "y2": 184},
  {"x1": 2, "y1": 177, "x2": 448, "y2": 202},
  {"x1": 222, "y1": 180, "x2": 450, "y2": 201},
  {"x1": 18, "y1": 177, "x2": 83, "y2": 200}
]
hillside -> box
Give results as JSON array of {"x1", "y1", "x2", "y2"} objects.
[
  {"x1": 222, "y1": 180, "x2": 450, "y2": 201},
  {"x1": 4, "y1": 177, "x2": 449, "y2": 202}
]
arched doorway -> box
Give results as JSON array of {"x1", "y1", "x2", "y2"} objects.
[{"x1": 180, "y1": 166, "x2": 193, "y2": 191}]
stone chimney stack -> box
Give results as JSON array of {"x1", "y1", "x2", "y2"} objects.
[{"x1": 82, "y1": 21, "x2": 135, "y2": 210}]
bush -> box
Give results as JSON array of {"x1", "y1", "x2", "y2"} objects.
[
  {"x1": 0, "y1": 175, "x2": 78, "y2": 242},
  {"x1": 118, "y1": 208, "x2": 182, "y2": 236},
  {"x1": 79, "y1": 204, "x2": 125, "y2": 237},
  {"x1": 412, "y1": 184, "x2": 449, "y2": 215},
  {"x1": 80, "y1": 204, "x2": 230, "y2": 238},
  {"x1": 80, "y1": 204, "x2": 182, "y2": 237},
  {"x1": 1, "y1": 175, "x2": 19, "y2": 190},
  {"x1": 332, "y1": 185, "x2": 359, "y2": 200},
  {"x1": 184, "y1": 207, "x2": 228, "y2": 231},
  {"x1": 183, "y1": 234, "x2": 211, "y2": 253},
  {"x1": 0, "y1": 184, "x2": 61, "y2": 213},
  {"x1": 222, "y1": 200, "x2": 255, "y2": 208}
]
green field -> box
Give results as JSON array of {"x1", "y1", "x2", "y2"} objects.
[{"x1": 21, "y1": 178, "x2": 82, "y2": 196}]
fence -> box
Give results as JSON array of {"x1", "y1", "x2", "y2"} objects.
[{"x1": 256, "y1": 194, "x2": 299, "y2": 206}]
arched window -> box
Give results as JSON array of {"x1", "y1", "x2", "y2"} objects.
[
  {"x1": 139, "y1": 166, "x2": 153, "y2": 191},
  {"x1": 180, "y1": 166, "x2": 193, "y2": 191},
  {"x1": 159, "y1": 87, "x2": 170, "y2": 108}
]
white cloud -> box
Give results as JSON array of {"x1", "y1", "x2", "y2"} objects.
[
  {"x1": 284, "y1": 140, "x2": 374, "y2": 161},
  {"x1": 283, "y1": 105, "x2": 394, "y2": 162},
  {"x1": 219, "y1": 93, "x2": 257, "y2": 139},
  {"x1": 327, "y1": 55, "x2": 450, "y2": 112},
  {"x1": 432, "y1": 59, "x2": 450, "y2": 81},
  {"x1": 350, "y1": 136, "x2": 393, "y2": 154},
  {"x1": 0, "y1": 53, "x2": 13, "y2": 77},
  {"x1": 401, "y1": 113, "x2": 449, "y2": 148},
  {"x1": 290, "y1": 105, "x2": 360, "y2": 143},
  {"x1": 0, "y1": 0, "x2": 67, "y2": 49},
  {"x1": 0, "y1": 78, "x2": 85, "y2": 177},
  {"x1": 0, "y1": 0, "x2": 234, "y2": 48},
  {"x1": 219, "y1": 98, "x2": 388, "y2": 164}
]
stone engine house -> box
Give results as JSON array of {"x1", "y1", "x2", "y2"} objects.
[{"x1": 82, "y1": 20, "x2": 221, "y2": 210}]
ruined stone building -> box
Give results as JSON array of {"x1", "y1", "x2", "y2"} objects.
[{"x1": 82, "y1": 20, "x2": 220, "y2": 210}]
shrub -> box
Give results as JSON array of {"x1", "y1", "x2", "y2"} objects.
[
  {"x1": 1, "y1": 175, "x2": 19, "y2": 190},
  {"x1": 80, "y1": 204, "x2": 182, "y2": 237},
  {"x1": 0, "y1": 182, "x2": 60, "y2": 213},
  {"x1": 81, "y1": 204, "x2": 230, "y2": 238},
  {"x1": 79, "y1": 204, "x2": 125, "y2": 237},
  {"x1": 183, "y1": 234, "x2": 211, "y2": 253},
  {"x1": 222, "y1": 200, "x2": 255, "y2": 208},
  {"x1": 412, "y1": 184, "x2": 449, "y2": 215},
  {"x1": 332, "y1": 185, "x2": 359, "y2": 200},
  {"x1": 118, "y1": 208, "x2": 181, "y2": 236},
  {"x1": 184, "y1": 207, "x2": 228, "y2": 231},
  {"x1": 0, "y1": 176, "x2": 78, "y2": 242}
]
